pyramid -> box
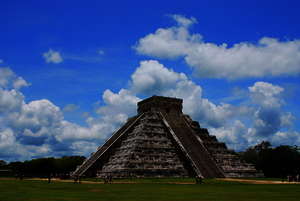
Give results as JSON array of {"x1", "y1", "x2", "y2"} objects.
[{"x1": 72, "y1": 96, "x2": 261, "y2": 178}]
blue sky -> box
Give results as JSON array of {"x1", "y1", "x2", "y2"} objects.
[{"x1": 0, "y1": 0, "x2": 300, "y2": 161}]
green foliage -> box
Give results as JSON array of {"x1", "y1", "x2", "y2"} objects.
[
  {"x1": 7, "y1": 156, "x2": 85, "y2": 178},
  {"x1": 240, "y1": 141, "x2": 300, "y2": 177},
  {"x1": 0, "y1": 160, "x2": 7, "y2": 166},
  {"x1": 0, "y1": 160, "x2": 12, "y2": 177}
]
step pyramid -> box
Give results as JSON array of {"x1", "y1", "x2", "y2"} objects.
[{"x1": 72, "y1": 96, "x2": 261, "y2": 178}]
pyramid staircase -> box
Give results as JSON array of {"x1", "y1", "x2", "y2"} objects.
[
  {"x1": 184, "y1": 116, "x2": 261, "y2": 177},
  {"x1": 72, "y1": 96, "x2": 261, "y2": 178}
]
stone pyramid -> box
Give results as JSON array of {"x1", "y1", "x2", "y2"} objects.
[{"x1": 72, "y1": 96, "x2": 260, "y2": 178}]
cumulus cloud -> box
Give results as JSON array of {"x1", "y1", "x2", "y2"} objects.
[
  {"x1": 170, "y1": 14, "x2": 197, "y2": 27},
  {"x1": 43, "y1": 49, "x2": 63, "y2": 64},
  {"x1": 248, "y1": 82, "x2": 294, "y2": 138},
  {"x1": 135, "y1": 18, "x2": 200, "y2": 59},
  {"x1": 63, "y1": 104, "x2": 79, "y2": 112},
  {"x1": 0, "y1": 67, "x2": 121, "y2": 161},
  {"x1": 135, "y1": 15, "x2": 300, "y2": 79},
  {"x1": 0, "y1": 129, "x2": 19, "y2": 157},
  {"x1": 70, "y1": 141, "x2": 98, "y2": 156},
  {"x1": 10, "y1": 99, "x2": 63, "y2": 145},
  {"x1": 130, "y1": 61, "x2": 299, "y2": 149},
  {"x1": 98, "y1": 89, "x2": 140, "y2": 117},
  {"x1": 0, "y1": 68, "x2": 29, "y2": 89},
  {"x1": 131, "y1": 60, "x2": 188, "y2": 95},
  {"x1": 1, "y1": 62, "x2": 299, "y2": 161},
  {"x1": 249, "y1": 81, "x2": 284, "y2": 107},
  {"x1": 0, "y1": 68, "x2": 14, "y2": 87},
  {"x1": 0, "y1": 89, "x2": 24, "y2": 113},
  {"x1": 210, "y1": 120, "x2": 250, "y2": 150},
  {"x1": 129, "y1": 60, "x2": 236, "y2": 128},
  {"x1": 271, "y1": 131, "x2": 300, "y2": 146},
  {"x1": 252, "y1": 108, "x2": 282, "y2": 137},
  {"x1": 210, "y1": 81, "x2": 297, "y2": 150}
]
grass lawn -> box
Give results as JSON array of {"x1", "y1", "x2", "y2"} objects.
[{"x1": 0, "y1": 178, "x2": 299, "y2": 201}]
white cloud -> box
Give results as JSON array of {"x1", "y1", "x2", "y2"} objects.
[
  {"x1": 56, "y1": 121, "x2": 92, "y2": 141},
  {"x1": 70, "y1": 141, "x2": 98, "y2": 156},
  {"x1": 210, "y1": 120, "x2": 249, "y2": 150},
  {"x1": 0, "y1": 68, "x2": 13, "y2": 86},
  {"x1": 280, "y1": 113, "x2": 294, "y2": 127},
  {"x1": 170, "y1": 14, "x2": 197, "y2": 27},
  {"x1": 271, "y1": 131, "x2": 300, "y2": 146},
  {"x1": 247, "y1": 81, "x2": 293, "y2": 138},
  {"x1": 81, "y1": 112, "x2": 90, "y2": 118},
  {"x1": 0, "y1": 128, "x2": 32, "y2": 161},
  {"x1": 0, "y1": 68, "x2": 29, "y2": 90},
  {"x1": 135, "y1": 15, "x2": 300, "y2": 79},
  {"x1": 0, "y1": 89, "x2": 24, "y2": 113},
  {"x1": 0, "y1": 67, "x2": 117, "y2": 160},
  {"x1": 0, "y1": 129, "x2": 17, "y2": 153},
  {"x1": 249, "y1": 81, "x2": 284, "y2": 107},
  {"x1": 252, "y1": 108, "x2": 282, "y2": 137},
  {"x1": 1, "y1": 60, "x2": 300, "y2": 161},
  {"x1": 135, "y1": 22, "x2": 200, "y2": 59},
  {"x1": 13, "y1": 77, "x2": 30, "y2": 89},
  {"x1": 8, "y1": 99, "x2": 63, "y2": 145},
  {"x1": 63, "y1": 104, "x2": 79, "y2": 112},
  {"x1": 43, "y1": 49, "x2": 63, "y2": 64},
  {"x1": 130, "y1": 60, "x2": 236, "y2": 128},
  {"x1": 0, "y1": 66, "x2": 153, "y2": 161},
  {"x1": 98, "y1": 89, "x2": 141, "y2": 117},
  {"x1": 212, "y1": 81, "x2": 298, "y2": 150},
  {"x1": 138, "y1": 70, "x2": 299, "y2": 151},
  {"x1": 131, "y1": 60, "x2": 188, "y2": 95}
]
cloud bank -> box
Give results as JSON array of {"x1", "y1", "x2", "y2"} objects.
[
  {"x1": 135, "y1": 15, "x2": 300, "y2": 79},
  {"x1": 0, "y1": 60, "x2": 299, "y2": 161},
  {"x1": 0, "y1": 67, "x2": 130, "y2": 161},
  {"x1": 97, "y1": 60, "x2": 299, "y2": 150}
]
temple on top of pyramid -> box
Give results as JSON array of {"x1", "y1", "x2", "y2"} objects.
[{"x1": 72, "y1": 96, "x2": 261, "y2": 178}]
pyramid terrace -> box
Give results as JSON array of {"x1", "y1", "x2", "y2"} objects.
[{"x1": 72, "y1": 96, "x2": 261, "y2": 179}]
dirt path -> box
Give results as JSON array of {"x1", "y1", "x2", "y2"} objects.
[
  {"x1": 23, "y1": 178, "x2": 300, "y2": 184},
  {"x1": 26, "y1": 178, "x2": 103, "y2": 184},
  {"x1": 22, "y1": 178, "x2": 300, "y2": 184},
  {"x1": 218, "y1": 178, "x2": 299, "y2": 184},
  {"x1": 2, "y1": 177, "x2": 298, "y2": 184},
  {"x1": 2, "y1": 178, "x2": 195, "y2": 184}
]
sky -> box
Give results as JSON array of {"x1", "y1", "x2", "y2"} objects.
[{"x1": 0, "y1": 0, "x2": 300, "y2": 161}]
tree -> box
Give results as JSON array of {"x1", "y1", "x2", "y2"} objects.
[
  {"x1": 9, "y1": 161, "x2": 25, "y2": 179},
  {"x1": 241, "y1": 142, "x2": 300, "y2": 178},
  {"x1": 8, "y1": 156, "x2": 85, "y2": 180},
  {"x1": 0, "y1": 160, "x2": 7, "y2": 167}
]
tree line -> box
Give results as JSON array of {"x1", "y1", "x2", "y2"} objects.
[
  {"x1": 1, "y1": 141, "x2": 300, "y2": 179},
  {"x1": 0, "y1": 156, "x2": 85, "y2": 180},
  {"x1": 240, "y1": 141, "x2": 300, "y2": 178}
]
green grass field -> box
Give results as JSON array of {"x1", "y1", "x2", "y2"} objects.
[{"x1": 0, "y1": 178, "x2": 299, "y2": 201}]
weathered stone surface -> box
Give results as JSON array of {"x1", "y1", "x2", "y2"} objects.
[
  {"x1": 184, "y1": 116, "x2": 261, "y2": 177},
  {"x1": 98, "y1": 112, "x2": 190, "y2": 178},
  {"x1": 72, "y1": 96, "x2": 261, "y2": 178}
]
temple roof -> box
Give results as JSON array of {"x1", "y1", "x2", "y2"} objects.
[{"x1": 137, "y1": 95, "x2": 183, "y2": 115}]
